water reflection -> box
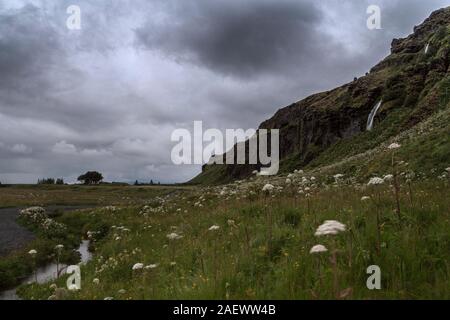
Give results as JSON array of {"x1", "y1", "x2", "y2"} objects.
[{"x1": 0, "y1": 240, "x2": 91, "y2": 300}]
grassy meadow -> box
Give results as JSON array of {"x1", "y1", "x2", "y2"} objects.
[
  {"x1": 4, "y1": 173, "x2": 448, "y2": 300},
  {"x1": 0, "y1": 184, "x2": 188, "y2": 291},
  {"x1": 0, "y1": 184, "x2": 192, "y2": 209}
]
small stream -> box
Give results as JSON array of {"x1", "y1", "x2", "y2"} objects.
[{"x1": 0, "y1": 240, "x2": 92, "y2": 300}]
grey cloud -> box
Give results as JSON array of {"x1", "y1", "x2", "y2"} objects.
[
  {"x1": 0, "y1": 4, "x2": 63, "y2": 90},
  {"x1": 1, "y1": 0, "x2": 449, "y2": 184},
  {"x1": 381, "y1": 0, "x2": 449, "y2": 34},
  {"x1": 135, "y1": 0, "x2": 326, "y2": 78}
]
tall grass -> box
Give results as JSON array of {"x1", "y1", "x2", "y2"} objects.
[{"x1": 16, "y1": 179, "x2": 450, "y2": 300}]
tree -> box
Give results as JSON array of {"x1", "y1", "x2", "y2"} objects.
[
  {"x1": 38, "y1": 178, "x2": 55, "y2": 185},
  {"x1": 77, "y1": 171, "x2": 103, "y2": 185},
  {"x1": 56, "y1": 178, "x2": 64, "y2": 185}
]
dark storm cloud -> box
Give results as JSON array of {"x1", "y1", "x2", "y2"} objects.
[
  {"x1": 0, "y1": 4, "x2": 63, "y2": 90},
  {"x1": 136, "y1": 0, "x2": 450, "y2": 81},
  {"x1": 1, "y1": 0, "x2": 449, "y2": 184},
  {"x1": 135, "y1": 0, "x2": 326, "y2": 78}
]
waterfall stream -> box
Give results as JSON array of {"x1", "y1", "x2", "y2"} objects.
[
  {"x1": 425, "y1": 43, "x2": 430, "y2": 54},
  {"x1": 366, "y1": 100, "x2": 382, "y2": 131}
]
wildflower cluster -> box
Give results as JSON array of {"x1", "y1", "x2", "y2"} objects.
[
  {"x1": 19, "y1": 207, "x2": 67, "y2": 237},
  {"x1": 139, "y1": 204, "x2": 167, "y2": 216},
  {"x1": 19, "y1": 207, "x2": 47, "y2": 225},
  {"x1": 95, "y1": 248, "x2": 141, "y2": 274}
]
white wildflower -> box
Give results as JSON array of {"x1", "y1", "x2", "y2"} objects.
[
  {"x1": 368, "y1": 177, "x2": 384, "y2": 186},
  {"x1": 209, "y1": 225, "x2": 220, "y2": 231},
  {"x1": 132, "y1": 263, "x2": 144, "y2": 271},
  {"x1": 262, "y1": 184, "x2": 274, "y2": 192},
  {"x1": 315, "y1": 220, "x2": 347, "y2": 236},
  {"x1": 28, "y1": 249, "x2": 37, "y2": 255},
  {"x1": 68, "y1": 284, "x2": 79, "y2": 291},
  {"x1": 310, "y1": 244, "x2": 328, "y2": 254},
  {"x1": 388, "y1": 143, "x2": 401, "y2": 150},
  {"x1": 167, "y1": 232, "x2": 183, "y2": 240},
  {"x1": 361, "y1": 196, "x2": 371, "y2": 201},
  {"x1": 227, "y1": 219, "x2": 237, "y2": 228}
]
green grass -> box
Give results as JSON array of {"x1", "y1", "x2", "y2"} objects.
[
  {"x1": 0, "y1": 186, "x2": 182, "y2": 291},
  {"x1": 309, "y1": 105, "x2": 450, "y2": 181},
  {"x1": 0, "y1": 184, "x2": 190, "y2": 208},
  {"x1": 188, "y1": 165, "x2": 232, "y2": 185},
  {"x1": 0, "y1": 220, "x2": 84, "y2": 291},
  {"x1": 13, "y1": 177, "x2": 450, "y2": 300}
]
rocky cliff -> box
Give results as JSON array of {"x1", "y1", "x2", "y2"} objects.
[{"x1": 191, "y1": 7, "x2": 450, "y2": 184}]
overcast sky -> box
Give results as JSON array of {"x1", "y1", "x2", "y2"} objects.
[{"x1": 0, "y1": 0, "x2": 448, "y2": 184}]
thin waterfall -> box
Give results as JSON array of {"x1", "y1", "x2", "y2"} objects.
[
  {"x1": 367, "y1": 100, "x2": 382, "y2": 131},
  {"x1": 425, "y1": 43, "x2": 430, "y2": 54}
]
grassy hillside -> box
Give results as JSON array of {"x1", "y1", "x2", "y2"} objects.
[{"x1": 306, "y1": 102, "x2": 450, "y2": 180}]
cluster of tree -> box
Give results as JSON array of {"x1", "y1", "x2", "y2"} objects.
[
  {"x1": 77, "y1": 171, "x2": 103, "y2": 185},
  {"x1": 37, "y1": 178, "x2": 64, "y2": 185},
  {"x1": 134, "y1": 180, "x2": 161, "y2": 186},
  {"x1": 34, "y1": 171, "x2": 160, "y2": 186}
]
